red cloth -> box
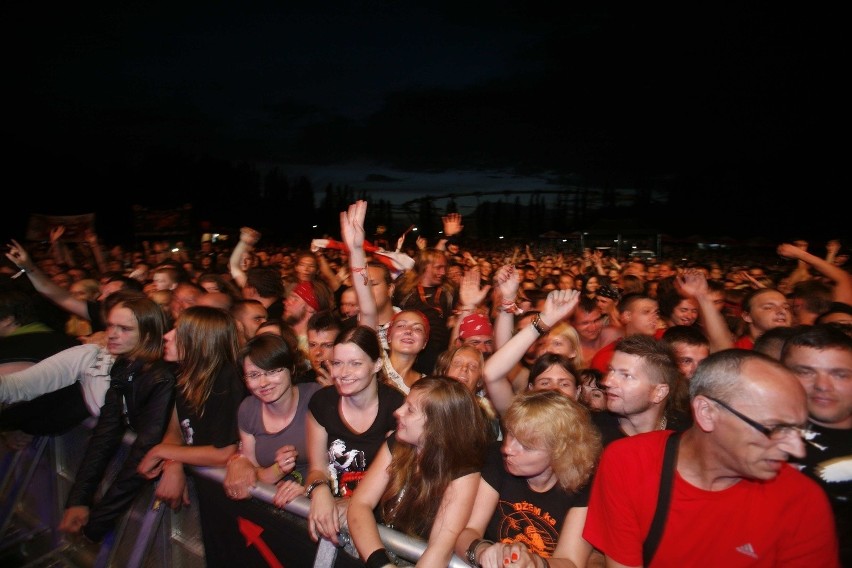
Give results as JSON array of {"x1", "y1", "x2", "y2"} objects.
[
  {"x1": 319, "y1": 238, "x2": 405, "y2": 276},
  {"x1": 292, "y1": 281, "x2": 320, "y2": 311},
  {"x1": 459, "y1": 313, "x2": 493, "y2": 339}
]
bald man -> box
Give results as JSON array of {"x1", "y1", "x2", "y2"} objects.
[{"x1": 584, "y1": 349, "x2": 838, "y2": 567}]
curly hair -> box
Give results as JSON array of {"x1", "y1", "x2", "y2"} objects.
[{"x1": 503, "y1": 390, "x2": 601, "y2": 493}]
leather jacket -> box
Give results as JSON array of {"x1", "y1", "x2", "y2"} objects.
[{"x1": 65, "y1": 356, "x2": 175, "y2": 542}]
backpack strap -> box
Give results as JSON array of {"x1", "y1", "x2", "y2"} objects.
[{"x1": 642, "y1": 431, "x2": 681, "y2": 566}]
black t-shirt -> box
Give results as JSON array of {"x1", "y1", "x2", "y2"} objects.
[
  {"x1": 791, "y1": 421, "x2": 852, "y2": 567},
  {"x1": 481, "y1": 442, "x2": 590, "y2": 557},
  {"x1": 308, "y1": 383, "x2": 404, "y2": 497}
]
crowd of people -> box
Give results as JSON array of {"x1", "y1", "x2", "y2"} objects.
[{"x1": 1, "y1": 202, "x2": 850, "y2": 567}]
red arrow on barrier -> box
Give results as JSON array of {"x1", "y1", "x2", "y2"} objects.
[{"x1": 238, "y1": 517, "x2": 284, "y2": 568}]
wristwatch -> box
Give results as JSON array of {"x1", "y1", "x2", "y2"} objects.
[
  {"x1": 305, "y1": 479, "x2": 331, "y2": 500},
  {"x1": 466, "y1": 538, "x2": 494, "y2": 567}
]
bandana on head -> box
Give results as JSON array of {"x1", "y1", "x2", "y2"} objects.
[
  {"x1": 459, "y1": 313, "x2": 493, "y2": 339},
  {"x1": 292, "y1": 281, "x2": 320, "y2": 311},
  {"x1": 391, "y1": 310, "x2": 430, "y2": 339}
]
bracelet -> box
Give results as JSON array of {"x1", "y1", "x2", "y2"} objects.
[
  {"x1": 365, "y1": 548, "x2": 394, "y2": 568},
  {"x1": 305, "y1": 478, "x2": 331, "y2": 500},
  {"x1": 352, "y1": 265, "x2": 368, "y2": 286},
  {"x1": 466, "y1": 538, "x2": 494, "y2": 567},
  {"x1": 501, "y1": 302, "x2": 523, "y2": 315},
  {"x1": 531, "y1": 314, "x2": 551, "y2": 335}
]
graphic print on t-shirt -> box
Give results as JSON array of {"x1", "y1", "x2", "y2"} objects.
[
  {"x1": 496, "y1": 499, "x2": 559, "y2": 557},
  {"x1": 328, "y1": 438, "x2": 366, "y2": 497}
]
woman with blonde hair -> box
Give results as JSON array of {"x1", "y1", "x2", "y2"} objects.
[
  {"x1": 535, "y1": 321, "x2": 586, "y2": 370},
  {"x1": 456, "y1": 390, "x2": 602, "y2": 568}
]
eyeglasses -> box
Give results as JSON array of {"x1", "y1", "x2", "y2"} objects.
[
  {"x1": 244, "y1": 368, "x2": 286, "y2": 381},
  {"x1": 705, "y1": 395, "x2": 811, "y2": 444}
]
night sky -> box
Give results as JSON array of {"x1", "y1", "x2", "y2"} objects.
[{"x1": 4, "y1": 3, "x2": 844, "y2": 245}]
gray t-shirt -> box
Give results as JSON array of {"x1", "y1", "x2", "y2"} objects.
[{"x1": 237, "y1": 382, "x2": 321, "y2": 479}]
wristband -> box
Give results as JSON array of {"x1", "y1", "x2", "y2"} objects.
[
  {"x1": 305, "y1": 479, "x2": 331, "y2": 500},
  {"x1": 501, "y1": 302, "x2": 523, "y2": 315},
  {"x1": 366, "y1": 548, "x2": 394, "y2": 568},
  {"x1": 531, "y1": 314, "x2": 551, "y2": 335},
  {"x1": 352, "y1": 266, "x2": 368, "y2": 286},
  {"x1": 466, "y1": 538, "x2": 494, "y2": 567}
]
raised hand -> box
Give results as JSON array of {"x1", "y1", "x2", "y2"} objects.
[
  {"x1": 777, "y1": 243, "x2": 807, "y2": 260},
  {"x1": 442, "y1": 213, "x2": 463, "y2": 237},
  {"x1": 49, "y1": 225, "x2": 66, "y2": 243},
  {"x1": 5, "y1": 240, "x2": 33, "y2": 270},
  {"x1": 677, "y1": 268, "x2": 709, "y2": 298},
  {"x1": 540, "y1": 289, "x2": 580, "y2": 327},
  {"x1": 239, "y1": 227, "x2": 261, "y2": 246},
  {"x1": 459, "y1": 267, "x2": 491, "y2": 308},
  {"x1": 340, "y1": 200, "x2": 367, "y2": 251},
  {"x1": 494, "y1": 264, "x2": 519, "y2": 301}
]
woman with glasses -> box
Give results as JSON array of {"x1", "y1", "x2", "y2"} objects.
[
  {"x1": 283, "y1": 324, "x2": 405, "y2": 546},
  {"x1": 223, "y1": 333, "x2": 321, "y2": 501}
]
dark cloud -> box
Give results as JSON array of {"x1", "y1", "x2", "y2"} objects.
[{"x1": 3, "y1": 2, "x2": 843, "y2": 242}]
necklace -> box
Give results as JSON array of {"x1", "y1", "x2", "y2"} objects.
[{"x1": 658, "y1": 415, "x2": 668, "y2": 430}]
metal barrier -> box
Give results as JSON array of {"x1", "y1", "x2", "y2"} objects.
[{"x1": 0, "y1": 420, "x2": 470, "y2": 568}]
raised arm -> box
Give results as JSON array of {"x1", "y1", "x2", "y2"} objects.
[
  {"x1": 83, "y1": 229, "x2": 108, "y2": 275},
  {"x1": 435, "y1": 213, "x2": 463, "y2": 251},
  {"x1": 483, "y1": 289, "x2": 579, "y2": 416},
  {"x1": 450, "y1": 267, "x2": 491, "y2": 345},
  {"x1": 6, "y1": 239, "x2": 89, "y2": 319},
  {"x1": 229, "y1": 227, "x2": 260, "y2": 289},
  {"x1": 677, "y1": 269, "x2": 734, "y2": 352},
  {"x1": 492, "y1": 265, "x2": 520, "y2": 350},
  {"x1": 49, "y1": 225, "x2": 77, "y2": 268},
  {"x1": 341, "y1": 200, "x2": 377, "y2": 329},
  {"x1": 778, "y1": 241, "x2": 852, "y2": 304}
]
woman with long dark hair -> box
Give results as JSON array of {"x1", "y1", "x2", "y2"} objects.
[{"x1": 348, "y1": 376, "x2": 488, "y2": 567}]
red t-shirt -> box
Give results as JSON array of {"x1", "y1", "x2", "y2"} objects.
[
  {"x1": 589, "y1": 340, "x2": 618, "y2": 374},
  {"x1": 734, "y1": 335, "x2": 755, "y2": 350},
  {"x1": 584, "y1": 430, "x2": 839, "y2": 567}
]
